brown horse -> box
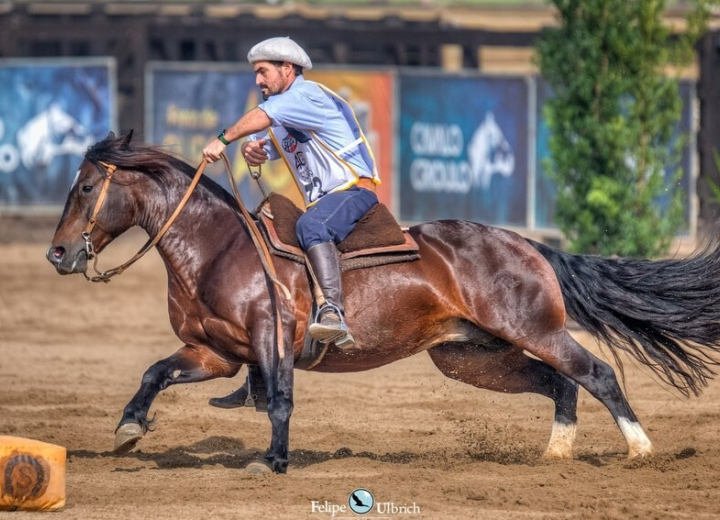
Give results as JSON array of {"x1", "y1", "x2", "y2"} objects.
[{"x1": 47, "y1": 132, "x2": 720, "y2": 473}]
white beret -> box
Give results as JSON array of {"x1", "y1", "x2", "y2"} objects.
[{"x1": 247, "y1": 37, "x2": 313, "y2": 70}]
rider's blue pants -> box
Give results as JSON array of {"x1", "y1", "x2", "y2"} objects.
[{"x1": 295, "y1": 186, "x2": 378, "y2": 250}]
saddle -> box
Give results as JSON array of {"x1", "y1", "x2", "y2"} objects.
[
  {"x1": 255, "y1": 192, "x2": 420, "y2": 370},
  {"x1": 256, "y1": 192, "x2": 420, "y2": 271}
]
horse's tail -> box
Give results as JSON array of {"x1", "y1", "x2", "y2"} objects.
[{"x1": 528, "y1": 238, "x2": 720, "y2": 396}]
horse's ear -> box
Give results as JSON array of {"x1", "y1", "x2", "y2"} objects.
[{"x1": 120, "y1": 130, "x2": 134, "y2": 148}]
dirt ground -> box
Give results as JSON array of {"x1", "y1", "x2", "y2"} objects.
[{"x1": 2, "y1": 228, "x2": 720, "y2": 520}]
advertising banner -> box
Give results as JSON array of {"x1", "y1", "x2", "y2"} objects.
[
  {"x1": 398, "y1": 72, "x2": 530, "y2": 227},
  {"x1": 0, "y1": 59, "x2": 116, "y2": 208},
  {"x1": 147, "y1": 63, "x2": 279, "y2": 209},
  {"x1": 535, "y1": 79, "x2": 695, "y2": 232},
  {"x1": 148, "y1": 64, "x2": 395, "y2": 211}
]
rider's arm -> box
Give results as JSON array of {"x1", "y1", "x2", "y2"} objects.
[
  {"x1": 204, "y1": 107, "x2": 273, "y2": 162},
  {"x1": 221, "y1": 107, "x2": 272, "y2": 144}
]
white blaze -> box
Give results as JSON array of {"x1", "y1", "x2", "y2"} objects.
[{"x1": 71, "y1": 169, "x2": 81, "y2": 190}]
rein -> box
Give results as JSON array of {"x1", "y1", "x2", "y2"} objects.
[{"x1": 82, "y1": 155, "x2": 290, "y2": 360}]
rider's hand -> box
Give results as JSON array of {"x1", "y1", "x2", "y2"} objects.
[
  {"x1": 242, "y1": 139, "x2": 269, "y2": 167},
  {"x1": 202, "y1": 139, "x2": 226, "y2": 164}
]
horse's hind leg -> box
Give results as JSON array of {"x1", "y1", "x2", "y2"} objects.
[
  {"x1": 428, "y1": 343, "x2": 579, "y2": 459},
  {"x1": 519, "y1": 330, "x2": 653, "y2": 459},
  {"x1": 115, "y1": 344, "x2": 240, "y2": 454}
]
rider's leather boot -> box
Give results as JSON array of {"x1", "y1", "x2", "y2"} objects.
[
  {"x1": 208, "y1": 365, "x2": 267, "y2": 411},
  {"x1": 306, "y1": 242, "x2": 356, "y2": 350}
]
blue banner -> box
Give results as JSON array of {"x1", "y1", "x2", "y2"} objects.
[
  {"x1": 535, "y1": 79, "x2": 694, "y2": 232},
  {"x1": 0, "y1": 59, "x2": 115, "y2": 207},
  {"x1": 148, "y1": 64, "x2": 256, "y2": 160},
  {"x1": 398, "y1": 72, "x2": 530, "y2": 226}
]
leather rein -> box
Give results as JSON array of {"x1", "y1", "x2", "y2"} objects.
[{"x1": 83, "y1": 155, "x2": 291, "y2": 359}]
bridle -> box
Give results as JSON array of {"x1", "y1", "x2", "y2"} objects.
[
  {"x1": 81, "y1": 159, "x2": 205, "y2": 283},
  {"x1": 81, "y1": 155, "x2": 291, "y2": 359}
]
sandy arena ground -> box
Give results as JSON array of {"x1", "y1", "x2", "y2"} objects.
[{"x1": 2, "y1": 227, "x2": 720, "y2": 519}]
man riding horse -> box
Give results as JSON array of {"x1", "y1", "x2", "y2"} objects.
[{"x1": 202, "y1": 36, "x2": 381, "y2": 408}]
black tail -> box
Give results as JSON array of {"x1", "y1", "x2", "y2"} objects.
[{"x1": 528, "y1": 239, "x2": 720, "y2": 396}]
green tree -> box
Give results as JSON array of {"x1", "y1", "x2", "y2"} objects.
[{"x1": 535, "y1": 0, "x2": 707, "y2": 257}]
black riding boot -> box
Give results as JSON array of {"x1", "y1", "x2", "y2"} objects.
[
  {"x1": 306, "y1": 242, "x2": 356, "y2": 350},
  {"x1": 208, "y1": 365, "x2": 267, "y2": 411}
]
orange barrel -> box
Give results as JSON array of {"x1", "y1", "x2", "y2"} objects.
[{"x1": 0, "y1": 436, "x2": 66, "y2": 511}]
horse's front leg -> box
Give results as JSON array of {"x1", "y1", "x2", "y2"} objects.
[
  {"x1": 115, "y1": 344, "x2": 240, "y2": 454},
  {"x1": 248, "y1": 331, "x2": 295, "y2": 474}
]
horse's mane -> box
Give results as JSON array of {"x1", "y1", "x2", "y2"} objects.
[{"x1": 85, "y1": 131, "x2": 240, "y2": 210}]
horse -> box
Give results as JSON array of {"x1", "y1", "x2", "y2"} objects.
[{"x1": 47, "y1": 132, "x2": 720, "y2": 474}]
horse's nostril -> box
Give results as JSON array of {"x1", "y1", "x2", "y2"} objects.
[{"x1": 47, "y1": 246, "x2": 65, "y2": 263}]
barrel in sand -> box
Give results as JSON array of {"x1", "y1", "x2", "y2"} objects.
[{"x1": 0, "y1": 436, "x2": 66, "y2": 511}]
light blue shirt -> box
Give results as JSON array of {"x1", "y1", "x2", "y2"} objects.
[{"x1": 252, "y1": 76, "x2": 374, "y2": 178}]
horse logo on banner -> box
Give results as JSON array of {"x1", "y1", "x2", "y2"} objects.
[
  {"x1": 467, "y1": 112, "x2": 515, "y2": 190},
  {"x1": 16, "y1": 103, "x2": 94, "y2": 169}
]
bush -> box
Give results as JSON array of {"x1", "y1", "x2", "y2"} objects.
[{"x1": 535, "y1": 0, "x2": 705, "y2": 257}]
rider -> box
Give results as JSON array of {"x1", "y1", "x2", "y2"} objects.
[{"x1": 202, "y1": 37, "x2": 381, "y2": 407}]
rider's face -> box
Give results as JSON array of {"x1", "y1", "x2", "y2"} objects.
[{"x1": 254, "y1": 61, "x2": 293, "y2": 100}]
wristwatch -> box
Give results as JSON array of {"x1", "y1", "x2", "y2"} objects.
[{"x1": 217, "y1": 129, "x2": 230, "y2": 146}]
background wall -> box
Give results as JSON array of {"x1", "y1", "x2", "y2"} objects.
[{"x1": 0, "y1": 1, "x2": 713, "y2": 240}]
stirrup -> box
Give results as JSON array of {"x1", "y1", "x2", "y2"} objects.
[
  {"x1": 334, "y1": 330, "x2": 357, "y2": 351},
  {"x1": 312, "y1": 302, "x2": 345, "y2": 326},
  {"x1": 309, "y1": 303, "x2": 357, "y2": 350},
  {"x1": 309, "y1": 302, "x2": 347, "y2": 343}
]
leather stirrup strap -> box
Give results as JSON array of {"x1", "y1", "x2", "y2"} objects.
[{"x1": 221, "y1": 153, "x2": 291, "y2": 361}]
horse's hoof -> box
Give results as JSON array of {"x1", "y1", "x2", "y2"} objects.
[
  {"x1": 542, "y1": 422, "x2": 576, "y2": 460},
  {"x1": 627, "y1": 447, "x2": 654, "y2": 460},
  {"x1": 245, "y1": 460, "x2": 273, "y2": 474},
  {"x1": 542, "y1": 448, "x2": 573, "y2": 460},
  {"x1": 114, "y1": 423, "x2": 143, "y2": 454},
  {"x1": 626, "y1": 440, "x2": 653, "y2": 460}
]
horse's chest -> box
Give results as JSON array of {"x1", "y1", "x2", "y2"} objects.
[
  {"x1": 168, "y1": 297, "x2": 247, "y2": 346},
  {"x1": 201, "y1": 318, "x2": 250, "y2": 348}
]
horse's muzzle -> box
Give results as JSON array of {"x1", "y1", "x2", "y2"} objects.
[{"x1": 46, "y1": 245, "x2": 87, "y2": 275}]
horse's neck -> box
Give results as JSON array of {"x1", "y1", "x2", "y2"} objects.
[{"x1": 140, "y1": 184, "x2": 250, "y2": 290}]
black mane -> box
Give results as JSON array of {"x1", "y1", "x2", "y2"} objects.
[{"x1": 85, "y1": 131, "x2": 241, "y2": 210}]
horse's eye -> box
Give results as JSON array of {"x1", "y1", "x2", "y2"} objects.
[{"x1": 82, "y1": 185, "x2": 93, "y2": 193}]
